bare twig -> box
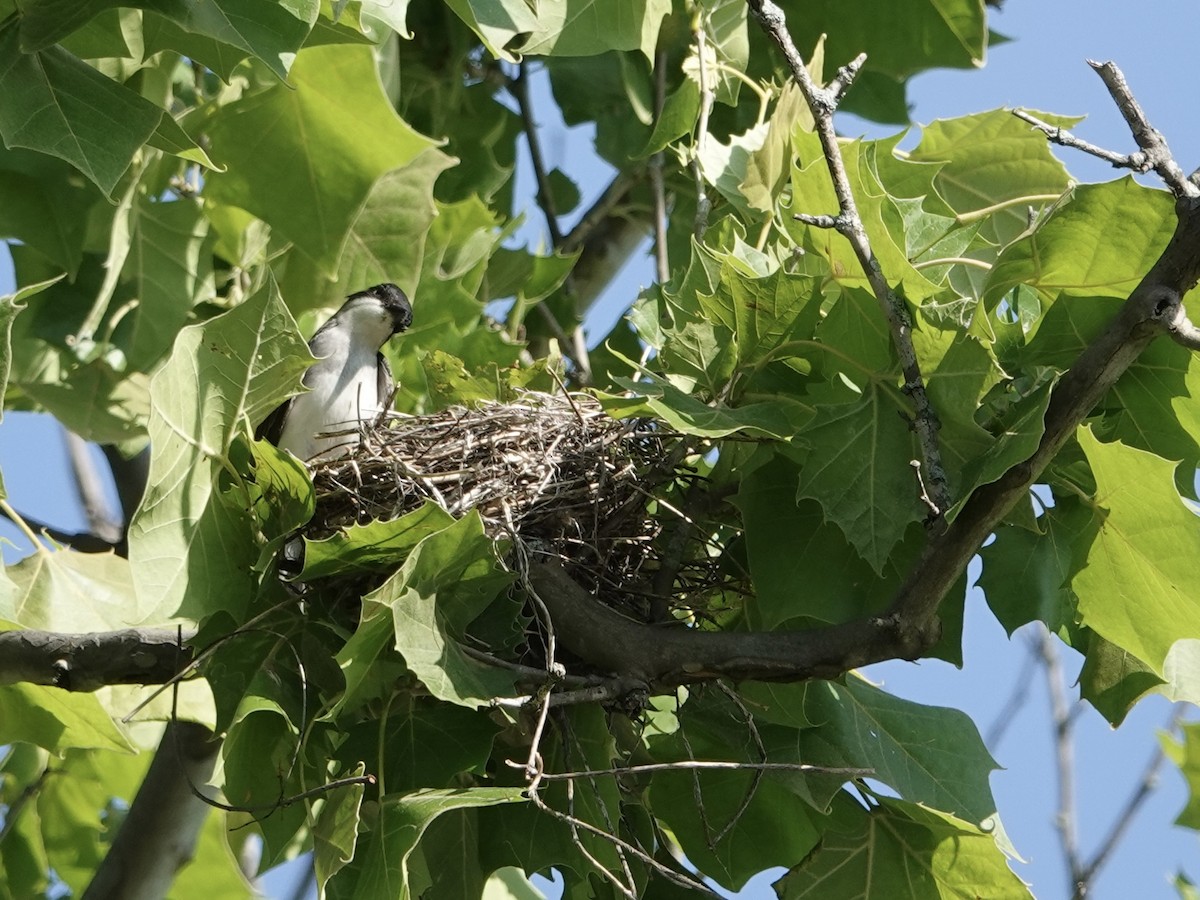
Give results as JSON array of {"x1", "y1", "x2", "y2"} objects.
[
  {"x1": 1073, "y1": 704, "x2": 1187, "y2": 897},
  {"x1": 63, "y1": 429, "x2": 123, "y2": 544},
  {"x1": 1038, "y1": 628, "x2": 1083, "y2": 893},
  {"x1": 534, "y1": 759, "x2": 873, "y2": 781},
  {"x1": 747, "y1": 0, "x2": 951, "y2": 519},
  {"x1": 984, "y1": 634, "x2": 1040, "y2": 750},
  {"x1": 650, "y1": 46, "x2": 671, "y2": 283},
  {"x1": 1087, "y1": 60, "x2": 1199, "y2": 200},
  {"x1": 1013, "y1": 109, "x2": 1141, "y2": 171},
  {"x1": 0, "y1": 505, "x2": 119, "y2": 553},
  {"x1": 526, "y1": 776, "x2": 720, "y2": 896},
  {"x1": 513, "y1": 63, "x2": 563, "y2": 247},
  {"x1": 511, "y1": 63, "x2": 592, "y2": 381},
  {"x1": 690, "y1": 18, "x2": 714, "y2": 237}
]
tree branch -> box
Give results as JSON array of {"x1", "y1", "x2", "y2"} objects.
[
  {"x1": 747, "y1": 0, "x2": 951, "y2": 518},
  {"x1": 1087, "y1": 60, "x2": 1199, "y2": 199},
  {"x1": 82, "y1": 722, "x2": 222, "y2": 900},
  {"x1": 0, "y1": 627, "x2": 195, "y2": 692}
]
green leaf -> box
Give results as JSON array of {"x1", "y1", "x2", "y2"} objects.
[
  {"x1": 1164, "y1": 723, "x2": 1200, "y2": 831},
  {"x1": 370, "y1": 513, "x2": 516, "y2": 707},
  {"x1": 734, "y1": 456, "x2": 903, "y2": 628},
  {"x1": 985, "y1": 178, "x2": 1176, "y2": 308},
  {"x1": 0, "y1": 683, "x2": 132, "y2": 754},
  {"x1": 1078, "y1": 630, "x2": 1163, "y2": 726},
  {"x1": 0, "y1": 24, "x2": 161, "y2": 195},
  {"x1": 328, "y1": 788, "x2": 526, "y2": 900},
  {"x1": 517, "y1": 0, "x2": 670, "y2": 59},
  {"x1": 979, "y1": 496, "x2": 1093, "y2": 635},
  {"x1": 1073, "y1": 427, "x2": 1200, "y2": 674},
  {"x1": 951, "y1": 376, "x2": 1054, "y2": 519},
  {"x1": 0, "y1": 166, "x2": 95, "y2": 275},
  {"x1": 205, "y1": 44, "x2": 441, "y2": 275},
  {"x1": 123, "y1": 197, "x2": 215, "y2": 370},
  {"x1": 600, "y1": 377, "x2": 808, "y2": 439},
  {"x1": 20, "y1": 0, "x2": 319, "y2": 79},
  {"x1": 908, "y1": 109, "x2": 1080, "y2": 245},
  {"x1": 314, "y1": 762, "x2": 367, "y2": 894},
  {"x1": 1, "y1": 547, "x2": 138, "y2": 632},
  {"x1": 802, "y1": 678, "x2": 1002, "y2": 830},
  {"x1": 336, "y1": 699, "x2": 500, "y2": 794},
  {"x1": 302, "y1": 502, "x2": 455, "y2": 580},
  {"x1": 0, "y1": 277, "x2": 62, "y2": 422},
  {"x1": 128, "y1": 278, "x2": 312, "y2": 622},
  {"x1": 794, "y1": 369, "x2": 920, "y2": 572},
  {"x1": 781, "y1": 0, "x2": 986, "y2": 82},
  {"x1": 776, "y1": 794, "x2": 1030, "y2": 899}
]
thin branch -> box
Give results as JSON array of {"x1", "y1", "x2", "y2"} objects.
[
  {"x1": 1087, "y1": 60, "x2": 1199, "y2": 200},
  {"x1": 1074, "y1": 704, "x2": 1187, "y2": 896},
  {"x1": 1013, "y1": 109, "x2": 1143, "y2": 171},
  {"x1": 1038, "y1": 628, "x2": 1083, "y2": 893},
  {"x1": 63, "y1": 429, "x2": 123, "y2": 544},
  {"x1": 511, "y1": 62, "x2": 592, "y2": 382},
  {"x1": 534, "y1": 759, "x2": 874, "y2": 781},
  {"x1": 0, "y1": 505, "x2": 119, "y2": 553},
  {"x1": 748, "y1": 0, "x2": 951, "y2": 519},
  {"x1": 513, "y1": 62, "x2": 563, "y2": 247},
  {"x1": 984, "y1": 634, "x2": 1040, "y2": 750},
  {"x1": 650, "y1": 45, "x2": 671, "y2": 284},
  {"x1": 526, "y1": 778, "x2": 720, "y2": 896},
  {"x1": 560, "y1": 167, "x2": 644, "y2": 258},
  {"x1": 690, "y1": 18, "x2": 714, "y2": 238}
]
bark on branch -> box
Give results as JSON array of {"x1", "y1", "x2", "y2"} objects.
[
  {"x1": 0, "y1": 627, "x2": 194, "y2": 692},
  {"x1": 747, "y1": 0, "x2": 951, "y2": 519}
]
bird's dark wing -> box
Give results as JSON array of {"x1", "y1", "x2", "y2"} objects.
[
  {"x1": 377, "y1": 352, "x2": 395, "y2": 408},
  {"x1": 255, "y1": 397, "x2": 292, "y2": 445}
]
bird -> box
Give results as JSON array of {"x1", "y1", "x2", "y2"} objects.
[{"x1": 257, "y1": 283, "x2": 413, "y2": 462}]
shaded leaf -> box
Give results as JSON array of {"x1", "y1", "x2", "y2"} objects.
[
  {"x1": 776, "y1": 794, "x2": 1030, "y2": 899},
  {"x1": 205, "y1": 44, "x2": 441, "y2": 274},
  {"x1": 128, "y1": 279, "x2": 311, "y2": 621}
]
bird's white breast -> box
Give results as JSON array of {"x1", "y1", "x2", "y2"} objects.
[{"x1": 277, "y1": 332, "x2": 383, "y2": 462}]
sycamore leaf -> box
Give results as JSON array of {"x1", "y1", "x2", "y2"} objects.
[
  {"x1": 1, "y1": 547, "x2": 137, "y2": 632},
  {"x1": 21, "y1": 0, "x2": 319, "y2": 79},
  {"x1": 314, "y1": 763, "x2": 367, "y2": 894},
  {"x1": 0, "y1": 683, "x2": 132, "y2": 755},
  {"x1": 123, "y1": 197, "x2": 216, "y2": 371},
  {"x1": 370, "y1": 513, "x2": 516, "y2": 707},
  {"x1": 0, "y1": 277, "x2": 62, "y2": 422},
  {"x1": 776, "y1": 795, "x2": 1030, "y2": 899},
  {"x1": 908, "y1": 109, "x2": 1080, "y2": 245},
  {"x1": 0, "y1": 24, "x2": 160, "y2": 196},
  {"x1": 302, "y1": 502, "x2": 455, "y2": 580},
  {"x1": 128, "y1": 279, "x2": 312, "y2": 622},
  {"x1": 985, "y1": 178, "x2": 1176, "y2": 308},
  {"x1": 1073, "y1": 427, "x2": 1200, "y2": 674},
  {"x1": 205, "y1": 44, "x2": 441, "y2": 275},
  {"x1": 517, "y1": 0, "x2": 670, "y2": 60},
  {"x1": 734, "y1": 457, "x2": 903, "y2": 628},
  {"x1": 979, "y1": 496, "x2": 1094, "y2": 636},
  {"x1": 795, "y1": 377, "x2": 920, "y2": 573},
  {"x1": 801, "y1": 678, "x2": 1003, "y2": 832},
  {"x1": 328, "y1": 788, "x2": 526, "y2": 900},
  {"x1": 601, "y1": 377, "x2": 808, "y2": 439}
]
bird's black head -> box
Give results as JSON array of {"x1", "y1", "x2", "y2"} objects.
[{"x1": 353, "y1": 283, "x2": 412, "y2": 334}]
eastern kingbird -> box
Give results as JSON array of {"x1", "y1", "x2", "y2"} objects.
[{"x1": 258, "y1": 283, "x2": 413, "y2": 461}]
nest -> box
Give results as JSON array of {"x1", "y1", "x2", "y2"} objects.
[{"x1": 304, "y1": 392, "x2": 717, "y2": 622}]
